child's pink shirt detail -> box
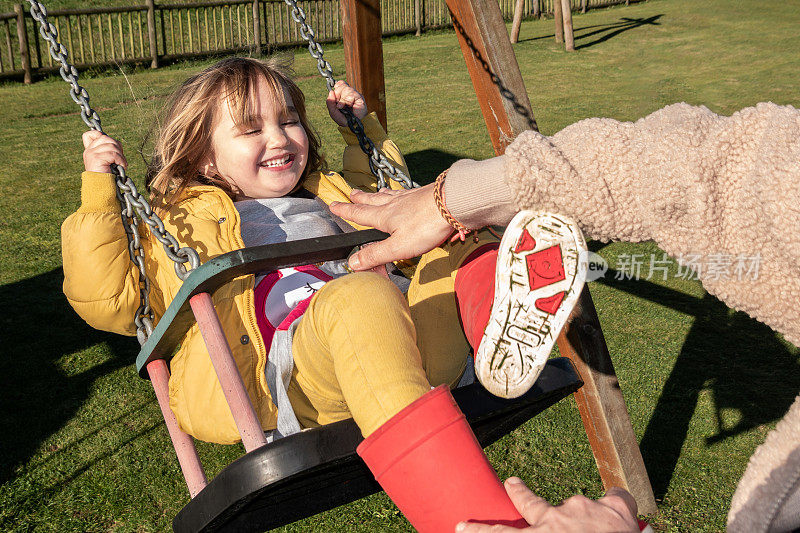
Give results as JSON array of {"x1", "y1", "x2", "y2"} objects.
[{"x1": 253, "y1": 265, "x2": 333, "y2": 352}]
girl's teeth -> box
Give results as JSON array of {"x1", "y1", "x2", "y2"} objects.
[{"x1": 263, "y1": 155, "x2": 291, "y2": 168}]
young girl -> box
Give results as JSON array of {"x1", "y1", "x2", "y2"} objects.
[{"x1": 62, "y1": 56, "x2": 585, "y2": 531}]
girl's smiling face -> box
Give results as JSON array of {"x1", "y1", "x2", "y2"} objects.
[{"x1": 204, "y1": 76, "x2": 309, "y2": 200}]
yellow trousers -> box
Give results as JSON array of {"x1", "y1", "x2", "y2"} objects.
[{"x1": 287, "y1": 233, "x2": 495, "y2": 436}]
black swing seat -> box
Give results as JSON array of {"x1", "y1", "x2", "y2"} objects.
[
  {"x1": 173, "y1": 358, "x2": 582, "y2": 533},
  {"x1": 129, "y1": 230, "x2": 583, "y2": 533}
]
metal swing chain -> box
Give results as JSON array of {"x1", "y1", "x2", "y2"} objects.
[
  {"x1": 25, "y1": 0, "x2": 200, "y2": 344},
  {"x1": 281, "y1": 0, "x2": 417, "y2": 190}
]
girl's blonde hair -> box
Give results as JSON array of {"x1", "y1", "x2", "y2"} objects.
[{"x1": 146, "y1": 56, "x2": 324, "y2": 204}]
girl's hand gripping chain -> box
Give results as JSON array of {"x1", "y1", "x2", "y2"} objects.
[
  {"x1": 82, "y1": 130, "x2": 128, "y2": 173},
  {"x1": 326, "y1": 79, "x2": 391, "y2": 278},
  {"x1": 326, "y1": 80, "x2": 368, "y2": 127}
]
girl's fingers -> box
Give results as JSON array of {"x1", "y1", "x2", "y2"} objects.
[
  {"x1": 327, "y1": 81, "x2": 367, "y2": 123},
  {"x1": 332, "y1": 81, "x2": 364, "y2": 106},
  {"x1": 84, "y1": 145, "x2": 127, "y2": 172},
  {"x1": 102, "y1": 147, "x2": 127, "y2": 169},
  {"x1": 82, "y1": 129, "x2": 104, "y2": 148},
  {"x1": 92, "y1": 144, "x2": 124, "y2": 158},
  {"x1": 326, "y1": 91, "x2": 339, "y2": 112},
  {"x1": 86, "y1": 133, "x2": 121, "y2": 151},
  {"x1": 89, "y1": 139, "x2": 121, "y2": 153}
]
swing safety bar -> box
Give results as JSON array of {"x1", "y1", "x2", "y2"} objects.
[{"x1": 134, "y1": 229, "x2": 389, "y2": 377}]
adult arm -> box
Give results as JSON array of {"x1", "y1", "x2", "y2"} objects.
[
  {"x1": 329, "y1": 156, "x2": 514, "y2": 269},
  {"x1": 333, "y1": 102, "x2": 800, "y2": 345},
  {"x1": 308, "y1": 111, "x2": 412, "y2": 230}
]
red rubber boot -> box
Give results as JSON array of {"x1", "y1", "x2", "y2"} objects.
[
  {"x1": 357, "y1": 385, "x2": 527, "y2": 532},
  {"x1": 454, "y1": 244, "x2": 499, "y2": 351}
]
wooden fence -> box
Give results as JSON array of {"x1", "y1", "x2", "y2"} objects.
[{"x1": 1, "y1": 0, "x2": 633, "y2": 82}]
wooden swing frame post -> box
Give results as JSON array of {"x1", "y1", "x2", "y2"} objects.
[
  {"x1": 341, "y1": 0, "x2": 657, "y2": 514},
  {"x1": 340, "y1": 0, "x2": 388, "y2": 130}
]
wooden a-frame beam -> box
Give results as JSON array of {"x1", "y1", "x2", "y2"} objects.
[
  {"x1": 340, "y1": 0, "x2": 657, "y2": 516},
  {"x1": 341, "y1": 0, "x2": 388, "y2": 130},
  {"x1": 446, "y1": 0, "x2": 537, "y2": 150}
]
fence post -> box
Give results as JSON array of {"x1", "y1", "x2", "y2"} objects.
[
  {"x1": 146, "y1": 0, "x2": 159, "y2": 68},
  {"x1": 13, "y1": 4, "x2": 31, "y2": 84},
  {"x1": 509, "y1": 0, "x2": 524, "y2": 43},
  {"x1": 414, "y1": 0, "x2": 421, "y2": 36},
  {"x1": 553, "y1": 0, "x2": 564, "y2": 43},
  {"x1": 560, "y1": 0, "x2": 574, "y2": 50},
  {"x1": 252, "y1": 0, "x2": 261, "y2": 55}
]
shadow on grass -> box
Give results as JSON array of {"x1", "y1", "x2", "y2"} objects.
[
  {"x1": 405, "y1": 148, "x2": 462, "y2": 185},
  {"x1": 593, "y1": 264, "x2": 800, "y2": 499},
  {"x1": 519, "y1": 15, "x2": 663, "y2": 49},
  {"x1": 0, "y1": 267, "x2": 138, "y2": 484}
]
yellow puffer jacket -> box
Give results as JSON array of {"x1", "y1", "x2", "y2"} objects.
[{"x1": 61, "y1": 114, "x2": 408, "y2": 444}]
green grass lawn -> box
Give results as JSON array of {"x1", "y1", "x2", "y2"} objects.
[{"x1": 2, "y1": 0, "x2": 799, "y2": 530}]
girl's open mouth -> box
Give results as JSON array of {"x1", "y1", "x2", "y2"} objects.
[{"x1": 260, "y1": 154, "x2": 295, "y2": 171}]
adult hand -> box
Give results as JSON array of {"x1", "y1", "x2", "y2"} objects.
[
  {"x1": 455, "y1": 478, "x2": 639, "y2": 533},
  {"x1": 329, "y1": 184, "x2": 453, "y2": 271}
]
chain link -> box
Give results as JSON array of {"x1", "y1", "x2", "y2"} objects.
[
  {"x1": 283, "y1": 0, "x2": 417, "y2": 190},
  {"x1": 25, "y1": 0, "x2": 200, "y2": 345}
]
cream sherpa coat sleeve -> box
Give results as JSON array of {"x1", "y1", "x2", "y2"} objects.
[{"x1": 444, "y1": 102, "x2": 800, "y2": 347}]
